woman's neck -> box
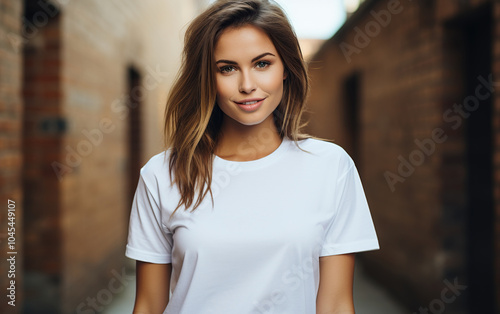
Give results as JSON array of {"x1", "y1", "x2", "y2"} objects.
[{"x1": 214, "y1": 114, "x2": 282, "y2": 161}]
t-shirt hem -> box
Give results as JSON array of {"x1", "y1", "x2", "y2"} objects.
[
  {"x1": 125, "y1": 245, "x2": 172, "y2": 264},
  {"x1": 319, "y1": 239, "x2": 380, "y2": 256}
]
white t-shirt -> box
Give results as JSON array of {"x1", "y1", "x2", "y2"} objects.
[{"x1": 126, "y1": 136, "x2": 379, "y2": 314}]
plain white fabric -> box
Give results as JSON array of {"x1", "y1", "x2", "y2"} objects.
[{"x1": 126, "y1": 137, "x2": 379, "y2": 314}]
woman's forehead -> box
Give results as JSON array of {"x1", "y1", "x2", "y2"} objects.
[{"x1": 214, "y1": 25, "x2": 278, "y2": 60}]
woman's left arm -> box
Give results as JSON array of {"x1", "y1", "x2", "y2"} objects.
[{"x1": 316, "y1": 253, "x2": 356, "y2": 314}]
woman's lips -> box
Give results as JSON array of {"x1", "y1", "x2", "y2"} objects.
[{"x1": 234, "y1": 98, "x2": 265, "y2": 112}]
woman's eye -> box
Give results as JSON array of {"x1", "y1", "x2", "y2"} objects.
[
  {"x1": 219, "y1": 65, "x2": 235, "y2": 73},
  {"x1": 255, "y1": 61, "x2": 270, "y2": 69}
]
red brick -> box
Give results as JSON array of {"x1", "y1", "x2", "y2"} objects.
[{"x1": 307, "y1": 0, "x2": 498, "y2": 311}]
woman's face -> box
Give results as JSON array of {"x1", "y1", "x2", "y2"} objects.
[{"x1": 214, "y1": 24, "x2": 286, "y2": 127}]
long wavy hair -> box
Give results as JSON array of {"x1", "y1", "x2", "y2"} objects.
[{"x1": 163, "y1": 0, "x2": 319, "y2": 216}]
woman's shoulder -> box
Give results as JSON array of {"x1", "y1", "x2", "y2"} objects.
[
  {"x1": 138, "y1": 149, "x2": 172, "y2": 184},
  {"x1": 297, "y1": 137, "x2": 350, "y2": 157},
  {"x1": 294, "y1": 137, "x2": 354, "y2": 170}
]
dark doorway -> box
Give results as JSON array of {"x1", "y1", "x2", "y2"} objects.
[
  {"x1": 343, "y1": 72, "x2": 360, "y2": 164},
  {"x1": 462, "y1": 5, "x2": 494, "y2": 313},
  {"x1": 127, "y1": 67, "x2": 142, "y2": 213}
]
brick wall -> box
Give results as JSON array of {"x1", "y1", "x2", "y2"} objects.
[
  {"x1": 0, "y1": 1, "x2": 24, "y2": 313},
  {"x1": 306, "y1": 0, "x2": 499, "y2": 312},
  {"x1": 21, "y1": 2, "x2": 63, "y2": 312},
  {"x1": 0, "y1": 0, "x2": 207, "y2": 312}
]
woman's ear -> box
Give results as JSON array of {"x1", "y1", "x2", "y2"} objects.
[{"x1": 283, "y1": 69, "x2": 288, "y2": 80}]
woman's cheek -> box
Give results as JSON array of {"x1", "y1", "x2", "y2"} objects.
[
  {"x1": 259, "y1": 71, "x2": 283, "y2": 90},
  {"x1": 216, "y1": 78, "x2": 233, "y2": 99}
]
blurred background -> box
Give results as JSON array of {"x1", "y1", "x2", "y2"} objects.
[{"x1": 0, "y1": 0, "x2": 498, "y2": 313}]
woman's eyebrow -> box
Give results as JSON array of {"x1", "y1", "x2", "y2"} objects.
[{"x1": 215, "y1": 52, "x2": 276, "y2": 64}]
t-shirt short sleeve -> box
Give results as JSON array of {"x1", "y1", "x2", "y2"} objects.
[
  {"x1": 320, "y1": 154, "x2": 379, "y2": 256},
  {"x1": 125, "y1": 167, "x2": 173, "y2": 264}
]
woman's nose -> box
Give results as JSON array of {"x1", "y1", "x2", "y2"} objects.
[{"x1": 239, "y1": 71, "x2": 257, "y2": 94}]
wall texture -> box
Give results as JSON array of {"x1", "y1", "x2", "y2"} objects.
[
  {"x1": 0, "y1": 0, "x2": 207, "y2": 313},
  {"x1": 0, "y1": 1, "x2": 24, "y2": 313},
  {"x1": 306, "y1": 0, "x2": 500, "y2": 313}
]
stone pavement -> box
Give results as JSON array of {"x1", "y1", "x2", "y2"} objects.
[{"x1": 353, "y1": 263, "x2": 407, "y2": 314}]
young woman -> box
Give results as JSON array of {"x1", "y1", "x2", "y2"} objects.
[{"x1": 125, "y1": 0, "x2": 379, "y2": 313}]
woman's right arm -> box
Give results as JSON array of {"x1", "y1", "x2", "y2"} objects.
[{"x1": 133, "y1": 261, "x2": 172, "y2": 314}]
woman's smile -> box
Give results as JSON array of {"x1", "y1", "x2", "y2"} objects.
[
  {"x1": 214, "y1": 24, "x2": 286, "y2": 126},
  {"x1": 233, "y1": 97, "x2": 267, "y2": 112}
]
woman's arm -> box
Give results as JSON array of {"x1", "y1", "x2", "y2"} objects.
[
  {"x1": 316, "y1": 254, "x2": 355, "y2": 314},
  {"x1": 133, "y1": 261, "x2": 172, "y2": 314}
]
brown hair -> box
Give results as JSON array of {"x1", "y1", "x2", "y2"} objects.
[{"x1": 163, "y1": 0, "x2": 319, "y2": 216}]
